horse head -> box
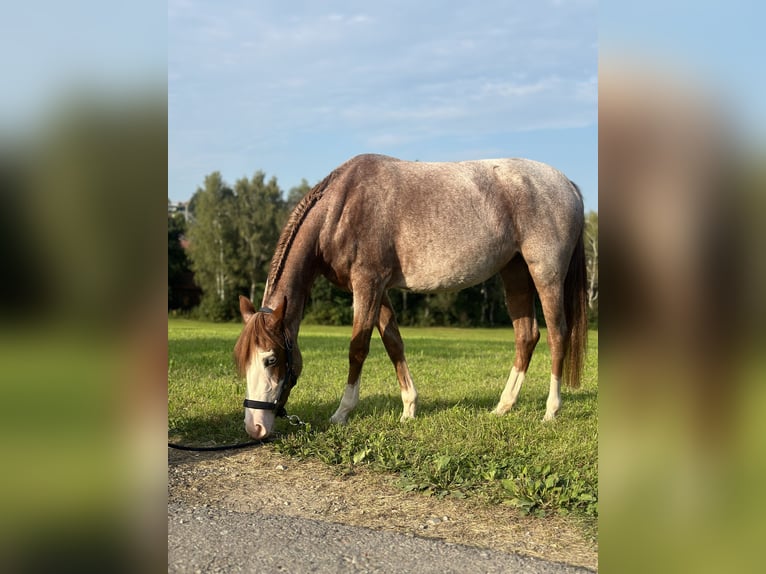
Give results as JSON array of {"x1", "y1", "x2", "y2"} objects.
[{"x1": 235, "y1": 295, "x2": 299, "y2": 439}]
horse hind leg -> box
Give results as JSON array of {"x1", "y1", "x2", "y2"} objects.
[
  {"x1": 377, "y1": 293, "x2": 418, "y2": 422},
  {"x1": 530, "y1": 271, "x2": 567, "y2": 421},
  {"x1": 493, "y1": 257, "x2": 540, "y2": 415},
  {"x1": 330, "y1": 282, "x2": 384, "y2": 425}
]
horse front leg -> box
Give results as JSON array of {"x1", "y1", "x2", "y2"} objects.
[
  {"x1": 329, "y1": 285, "x2": 383, "y2": 425},
  {"x1": 377, "y1": 293, "x2": 418, "y2": 422}
]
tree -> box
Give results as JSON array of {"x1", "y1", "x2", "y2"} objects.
[
  {"x1": 232, "y1": 172, "x2": 285, "y2": 302},
  {"x1": 286, "y1": 178, "x2": 311, "y2": 213},
  {"x1": 303, "y1": 276, "x2": 353, "y2": 325},
  {"x1": 186, "y1": 172, "x2": 240, "y2": 320},
  {"x1": 584, "y1": 211, "x2": 598, "y2": 326},
  {"x1": 168, "y1": 211, "x2": 191, "y2": 308}
]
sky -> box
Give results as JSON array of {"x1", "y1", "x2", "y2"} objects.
[
  {"x1": 0, "y1": 1, "x2": 165, "y2": 129},
  {"x1": 169, "y1": 0, "x2": 598, "y2": 211},
  {"x1": 600, "y1": 0, "x2": 766, "y2": 147}
]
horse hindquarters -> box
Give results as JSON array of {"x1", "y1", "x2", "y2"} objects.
[{"x1": 526, "y1": 232, "x2": 587, "y2": 420}]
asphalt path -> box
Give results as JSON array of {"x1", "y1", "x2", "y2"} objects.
[{"x1": 168, "y1": 502, "x2": 595, "y2": 573}]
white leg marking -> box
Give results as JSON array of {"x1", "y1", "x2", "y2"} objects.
[
  {"x1": 330, "y1": 382, "x2": 360, "y2": 424},
  {"x1": 493, "y1": 366, "x2": 526, "y2": 415},
  {"x1": 543, "y1": 374, "x2": 561, "y2": 421},
  {"x1": 400, "y1": 381, "x2": 418, "y2": 422}
]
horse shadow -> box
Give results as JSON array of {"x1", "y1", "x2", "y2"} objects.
[{"x1": 168, "y1": 383, "x2": 596, "y2": 460}]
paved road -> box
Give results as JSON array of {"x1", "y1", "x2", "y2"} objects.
[{"x1": 168, "y1": 502, "x2": 595, "y2": 573}]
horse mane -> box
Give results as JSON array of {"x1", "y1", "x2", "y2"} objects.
[
  {"x1": 233, "y1": 313, "x2": 284, "y2": 376},
  {"x1": 265, "y1": 169, "x2": 340, "y2": 296}
]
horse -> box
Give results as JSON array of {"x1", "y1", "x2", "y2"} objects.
[{"x1": 234, "y1": 154, "x2": 587, "y2": 439}]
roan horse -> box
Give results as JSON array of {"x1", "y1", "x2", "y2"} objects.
[{"x1": 235, "y1": 154, "x2": 587, "y2": 439}]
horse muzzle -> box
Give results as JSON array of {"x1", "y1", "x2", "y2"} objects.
[{"x1": 244, "y1": 407, "x2": 276, "y2": 439}]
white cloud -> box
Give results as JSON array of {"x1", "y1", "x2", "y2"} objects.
[
  {"x1": 480, "y1": 79, "x2": 555, "y2": 98},
  {"x1": 326, "y1": 13, "x2": 371, "y2": 24},
  {"x1": 367, "y1": 133, "x2": 419, "y2": 147},
  {"x1": 169, "y1": 0, "x2": 597, "y2": 198}
]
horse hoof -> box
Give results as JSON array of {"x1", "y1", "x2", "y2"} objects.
[
  {"x1": 329, "y1": 415, "x2": 347, "y2": 425},
  {"x1": 492, "y1": 406, "x2": 511, "y2": 416}
]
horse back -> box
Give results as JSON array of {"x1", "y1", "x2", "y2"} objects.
[{"x1": 317, "y1": 154, "x2": 583, "y2": 292}]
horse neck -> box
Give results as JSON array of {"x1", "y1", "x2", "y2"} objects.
[
  {"x1": 263, "y1": 281, "x2": 309, "y2": 340},
  {"x1": 261, "y1": 223, "x2": 322, "y2": 339}
]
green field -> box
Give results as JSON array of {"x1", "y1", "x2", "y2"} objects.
[{"x1": 169, "y1": 319, "x2": 597, "y2": 521}]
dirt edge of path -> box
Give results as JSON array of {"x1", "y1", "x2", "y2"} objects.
[{"x1": 168, "y1": 446, "x2": 597, "y2": 571}]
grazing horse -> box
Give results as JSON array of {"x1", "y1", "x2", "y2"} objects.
[{"x1": 235, "y1": 154, "x2": 587, "y2": 439}]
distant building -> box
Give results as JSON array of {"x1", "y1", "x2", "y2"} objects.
[{"x1": 168, "y1": 200, "x2": 190, "y2": 221}]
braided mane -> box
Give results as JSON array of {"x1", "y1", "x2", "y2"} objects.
[{"x1": 265, "y1": 169, "x2": 339, "y2": 297}]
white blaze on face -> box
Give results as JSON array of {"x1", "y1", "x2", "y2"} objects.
[{"x1": 244, "y1": 348, "x2": 282, "y2": 439}]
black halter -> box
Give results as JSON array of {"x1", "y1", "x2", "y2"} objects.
[{"x1": 242, "y1": 306, "x2": 297, "y2": 418}]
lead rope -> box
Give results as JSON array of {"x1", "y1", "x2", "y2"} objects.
[
  {"x1": 284, "y1": 413, "x2": 306, "y2": 427},
  {"x1": 169, "y1": 306, "x2": 307, "y2": 452},
  {"x1": 167, "y1": 438, "x2": 276, "y2": 451},
  {"x1": 167, "y1": 414, "x2": 307, "y2": 452},
  {"x1": 169, "y1": 387, "x2": 307, "y2": 452}
]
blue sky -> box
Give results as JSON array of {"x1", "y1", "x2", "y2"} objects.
[
  {"x1": 169, "y1": 0, "x2": 598, "y2": 211},
  {"x1": 0, "y1": 2, "x2": 165, "y2": 130},
  {"x1": 600, "y1": 1, "x2": 766, "y2": 146}
]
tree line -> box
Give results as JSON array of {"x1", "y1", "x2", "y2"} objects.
[{"x1": 169, "y1": 171, "x2": 598, "y2": 328}]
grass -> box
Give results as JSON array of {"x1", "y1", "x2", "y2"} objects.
[{"x1": 168, "y1": 319, "x2": 598, "y2": 524}]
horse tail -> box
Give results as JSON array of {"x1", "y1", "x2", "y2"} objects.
[{"x1": 563, "y1": 216, "x2": 588, "y2": 389}]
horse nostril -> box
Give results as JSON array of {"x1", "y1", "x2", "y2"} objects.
[{"x1": 246, "y1": 423, "x2": 268, "y2": 440}]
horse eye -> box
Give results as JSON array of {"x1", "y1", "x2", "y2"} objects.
[{"x1": 264, "y1": 355, "x2": 278, "y2": 367}]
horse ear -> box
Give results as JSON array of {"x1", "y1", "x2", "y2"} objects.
[
  {"x1": 272, "y1": 296, "x2": 287, "y2": 323},
  {"x1": 239, "y1": 295, "x2": 256, "y2": 322}
]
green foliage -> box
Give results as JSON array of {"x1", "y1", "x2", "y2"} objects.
[
  {"x1": 168, "y1": 212, "x2": 191, "y2": 308},
  {"x1": 286, "y1": 178, "x2": 311, "y2": 212},
  {"x1": 409, "y1": 278, "x2": 512, "y2": 327},
  {"x1": 303, "y1": 276, "x2": 353, "y2": 325},
  {"x1": 186, "y1": 172, "x2": 241, "y2": 320},
  {"x1": 231, "y1": 171, "x2": 285, "y2": 302},
  {"x1": 300, "y1": 277, "x2": 516, "y2": 328},
  {"x1": 169, "y1": 320, "x2": 598, "y2": 525},
  {"x1": 185, "y1": 171, "x2": 286, "y2": 321},
  {"x1": 193, "y1": 293, "x2": 239, "y2": 322},
  {"x1": 500, "y1": 465, "x2": 597, "y2": 517}
]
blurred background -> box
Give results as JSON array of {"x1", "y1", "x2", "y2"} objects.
[
  {"x1": 0, "y1": 1, "x2": 166, "y2": 572},
  {"x1": 599, "y1": 1, "x2": 766, "y2": 572}
]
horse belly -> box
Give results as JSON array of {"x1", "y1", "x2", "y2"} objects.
[{"x1": 395, "y1": 233, "x2": 513, "y2": 292}]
